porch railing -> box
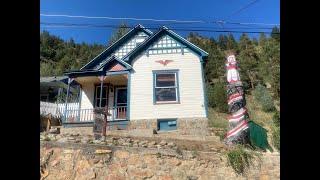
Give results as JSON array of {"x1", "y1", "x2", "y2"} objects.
[
  {"x1": 64, "y1": 106, "x2": 127, "y2": 123},
  {"x1": 40, "y1": 101, "x2": 127, "y2": 123}
]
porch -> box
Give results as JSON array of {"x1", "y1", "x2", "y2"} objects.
[
  {"x1": 39, "y1": 72, "x2": 130, "y2": 128},
  {"x1": 64, "y1": 73, "x2": 129, "y2": 126}
]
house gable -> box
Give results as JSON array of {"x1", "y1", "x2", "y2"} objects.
[
  {"x1": 122, "y1": 26, "x2": 209, "y2": 64},
  {"x1": 80, "y1": 24, "x2": 152, "y2": 70}
]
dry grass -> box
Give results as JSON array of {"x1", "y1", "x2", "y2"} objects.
[
  {"x1": 208, "y1": 108, "x2": 228, "y2": 129},
  {"x1": 208, "y1": 94, "x2": 274, "y2": 132},
  {"x1": 246, "y1": 95, "x2": 274, "y2": 131}
]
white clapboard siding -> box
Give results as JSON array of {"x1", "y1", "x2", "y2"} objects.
[{"x1": 130, "y1": 50, "x2": 206, "y2": 120}]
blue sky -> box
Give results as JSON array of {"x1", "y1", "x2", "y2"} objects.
[{"x1": 40, "y1": 0, "x2": 280, "y2": 45}]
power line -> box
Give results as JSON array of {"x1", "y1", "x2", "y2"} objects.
[
  {"x1": 40, "y1": 13, "x2": 280, "y2": 27},
  {"x1": 40, "y1": 22, "x2": 279, "y2": 34},
  {"x1": 40, "y1": 13, "x2": 207, "y2": 23},
  {"x1": 229, "y1": 0, "x2": 261, "y2": 18}
]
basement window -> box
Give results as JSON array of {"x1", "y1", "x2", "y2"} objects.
[{"x1": 157, "y1": 119, "x2": 177, "y2": 131}]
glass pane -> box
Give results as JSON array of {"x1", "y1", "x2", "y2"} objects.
[
  {"x1": 156, "y1": 74, "x2": 175, "y2": 87},
  {"x1": 156, "y1": 88, "x2": 177, "y2": 102},
  {"x1": 96, "y1": 86, "x2": 107, "y2": 99},
  {"x1": 117, "y1": 89, "x2": 127, "y2": 104},
  {"x1": 101, "y1": 99, "x2": 107, "y2": 107}
]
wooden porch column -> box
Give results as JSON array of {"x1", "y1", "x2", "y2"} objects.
[
  {"x1": 99, "y1": 76, "x2": 105, "y2": 107},
  {"x1": 64, "y1": 78, "x2": 73, "y2": 123},
  {"x1": 77, "y1": 85, "x2": 82, "y2": 122}
]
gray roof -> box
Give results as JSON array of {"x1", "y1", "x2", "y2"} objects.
[{"x1": 40, "y1": 76, "x2": 68, "y2": 83}]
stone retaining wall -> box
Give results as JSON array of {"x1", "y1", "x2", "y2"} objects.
[
  {"x1": 61, "y1": 117, "x2": 208, "y2": 137},
  {"x1": 40, "y1": 141, "x2": 280, "y2": 180}
]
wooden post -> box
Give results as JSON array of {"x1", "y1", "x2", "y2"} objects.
[
  {"x1": 102, "y1": 83, "x2": 110, "y2": 137},
  {"x1": 64, "y1": 78, "x2": 72, "y2": 123},
  {"x1": 99, "y1": 76, "x2": 105, "y2": 107},
  {"x1": 46, "y1": 114, "x2": 51, "y2": 132},
  {"x1": 77, "y1": 85, "x2": 82, "y2": 122}
]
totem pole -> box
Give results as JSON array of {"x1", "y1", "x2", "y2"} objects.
[{"x1": 224, "y1": 52, "x2": 250, "y2": 145}]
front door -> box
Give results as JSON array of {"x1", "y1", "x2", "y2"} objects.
[{"x1": 115, "y1": 87, "x2": 127, "y2": 119}]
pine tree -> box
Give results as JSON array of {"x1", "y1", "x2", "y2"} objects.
[
  {"x1": 107, "y1": 22, "x2": 130, "y2": 45},
  {"x1": 237, "y1": 33, "x2": 259, "y2": 89},
  {"x1": 271, "y1": 26, "x2": 280, "y2": 42}
]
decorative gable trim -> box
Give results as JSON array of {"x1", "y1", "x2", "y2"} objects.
[
  {"x1": 80, "y1": 24, "x2": 152, "y2": 70},
  {"x1": 122, "y1": 26, "x2": 209, "y2": 64}
]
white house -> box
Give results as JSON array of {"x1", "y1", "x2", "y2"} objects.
[{"x1": 64, "y1": 24, "x2": 209, "y2": 134}]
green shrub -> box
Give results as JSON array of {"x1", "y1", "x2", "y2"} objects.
[
  {"x1": 273, "y1": 111, "x2": 280, "y2": 127},
  {"x1": 207, "y1": 82, "x2": 228, "y2": 113},
  {"x1": 271, "y1": 126, "x2": 280, "y2": 151},
  {"x1": 253, "y1": 84, "x2": 275, "y2": 112},
  {"x1": 227, "y1": 145, "x2": 253, "y2": 174}
]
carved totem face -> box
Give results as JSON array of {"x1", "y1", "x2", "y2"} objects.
[{"x1": 227, "y1": 55, "x2": 236, "y2": 65}]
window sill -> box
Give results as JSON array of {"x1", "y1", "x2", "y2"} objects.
[{"x1": 154, "y1": 101, "x2": 180, "y2": 105}]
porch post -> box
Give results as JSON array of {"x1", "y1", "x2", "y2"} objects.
[
  {"x1": 99, "y1": 76, "x2": 105, "y2": 107},
  {"x1": 64, "y1": 78, "x2": 73, "y2": 123},
  {"x1": 125, "y1": 71, "x2": 131, "y2": 121},
  {"x1": 77, "y1": 85, "x2": 82, "y2": 122}
]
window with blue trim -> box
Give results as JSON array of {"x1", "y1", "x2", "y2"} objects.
[
  {"x1": 158, "y1": 119, "x2": 177, "y2": 131},
  {"x1": 154, "y1": 71, "x2": 179, "y2": 103}
]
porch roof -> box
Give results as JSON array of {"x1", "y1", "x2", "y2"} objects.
[{"x1": 64, "y1": 55, "x2": 132, "y2": 78}]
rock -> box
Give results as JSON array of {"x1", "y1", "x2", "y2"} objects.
[
  {"x1": 114, "y1": 150, "x2": 129, "y2": 159},
  {"x1": 49, "y1": 128, "x2": 59, "y2": 134},
  {"x1": 123, "y1": 142, "x2": 131, "y2": 146},
  {"x1": 141, "y1": 163, "x2": 147, "y2": 169},
  {"x1": 63, "y1": 149, "x2": 73, "y2": 154},
  {"x1": 93, "y1": 140, "x2": 101, "y2": 144},
  {"x1": 168, "y1": 142, "x2": 175, "y2": 147},
  {"x1": 88, "y1": 170, "x2": 96, "y2": 179},
  {"x1": 168, "y1": 159, "x2": 181, "y2": 166},
  {"x1": 159, "y1": 140, "x2": 167, "y2": 146},
  {"x1": 159, "y1": 175, "x2": 173, "y2": 180},
  {"x1": 95, "y1": 149, "x2": 112, "y2": 154},
  {"x1": 187, "y1": 176, "x2": 198, "y2": 180},
  {"x1": 67, "y1": 137, "x2": 75, "y2": 141},
  {"x1": 148, "y1": 141, "x2": 156, "y2": 146},
  {"x1": 50, "y1": 160, "x2": 59, "y2": 167},
  {"x1": 74, "y1": 139, "x2": 81, "y2": 143},
  {"x1": 57, "y1": 137, "x2": 68, "y2": 143},
  {"x1": 128, "y1": 169, "x2": 154, "y2": 179},
  {"x1": 91, "y1": 158, "x2": 100, "y2": 164},
  {"x1": 95, "y1": 162, "x2": 105, "y2": 168},
  {"x1": 153, "y1": 129, "x2": 158, "y2": 134},
  {"x1": 156, "y1": 145, "x2": 162, "y2": 149}
]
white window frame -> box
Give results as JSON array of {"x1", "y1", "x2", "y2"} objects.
[{"x1": 154, "y1": 71, "x2": 179, "y2": 104}]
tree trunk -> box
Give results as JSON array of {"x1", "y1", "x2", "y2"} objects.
[{"x1": 247, "y1": 71, "x2": 255, "y2": 89}]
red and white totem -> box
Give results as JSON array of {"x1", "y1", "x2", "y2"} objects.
[{"x1": 224, "y1": 53, "x2": 250, "y2": 145}]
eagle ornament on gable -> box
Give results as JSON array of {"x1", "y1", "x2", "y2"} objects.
[{"x1": 155, "y1": 60, "x2": 173, "y2": 66}]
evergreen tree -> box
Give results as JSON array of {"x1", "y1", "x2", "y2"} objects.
[
  {"x1": 237, "y1": 33, "x2": 259, "y2": 89},
  {"x1": 108, "y1": 22, "x2": 130, "y2": 45},
  {"x1": 271, "y1": 26, "x2": 280, "y2": 42}
]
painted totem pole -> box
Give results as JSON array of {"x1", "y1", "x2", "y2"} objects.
[{"x1": 224, "y1": 52, "x2": 250, "y2": 145}]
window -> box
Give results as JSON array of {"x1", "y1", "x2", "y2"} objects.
[
  {"x1": 154, "y1": 70, "x2": 179, "y2": 103},
  {"x1": 157, "y1": 119, "x2": 177, "y2": 131},
  {"x1": 95, "y1": 85, "x2": 107, "y2": 107}
]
